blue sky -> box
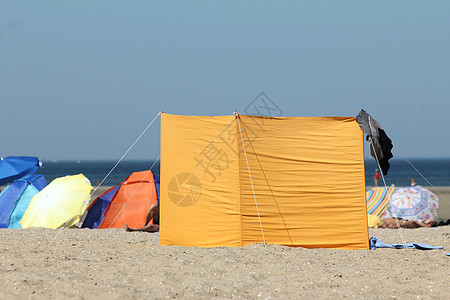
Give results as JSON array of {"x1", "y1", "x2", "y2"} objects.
[{"x1": 1, "y1": 1, "x2": 449, "y2": 160}]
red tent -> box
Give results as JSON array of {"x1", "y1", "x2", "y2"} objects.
[{"x1": 98, "y1": 170, "x2": 159, "y2": 229}]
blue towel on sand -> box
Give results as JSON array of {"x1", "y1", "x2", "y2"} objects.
[{"x1": 369, "y1": 237, "x2": 443, "y2": 250}]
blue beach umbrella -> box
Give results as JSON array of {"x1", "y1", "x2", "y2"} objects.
[
  {"x1": 0, "y1": 174, "x2": 47, "y2": 228},
  {"x1": 0, "y1": 156, "x2": 42, "y2": 186}
]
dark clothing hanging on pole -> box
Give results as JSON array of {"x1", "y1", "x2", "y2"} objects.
[{"x1": 356, "y1": 109, "x2": 393, "y2": 175}]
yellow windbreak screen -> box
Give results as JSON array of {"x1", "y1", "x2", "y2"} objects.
[
  {"x1": 160, "y1": 114, "x2": 369, "y2": 249},
  {"x1": 237, "y1": 115, "x2": 368, "y2": 249},
  {"x1": 160, "y1": 114, "x2": 240, "y2": 247}
]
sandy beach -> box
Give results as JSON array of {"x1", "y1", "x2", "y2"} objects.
[{"x1": 0, "y1": 186, "x2": 449, "y2": 299}]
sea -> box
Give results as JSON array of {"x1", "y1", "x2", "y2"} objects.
[{"x1": 36, "y1": 158, "x2": 450, "y2": 187}]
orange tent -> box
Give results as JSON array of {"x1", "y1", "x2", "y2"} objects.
[
  {"x1": 98, "y1": 170, "x2": 158, "y2": 229},
  {"x1": 160, "y1": 113, "x2": 369, "y2": 250}
]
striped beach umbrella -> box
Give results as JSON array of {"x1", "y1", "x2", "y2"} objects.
[{"x1": 366, "y1": 187, "x2": 396, "y2": 217}]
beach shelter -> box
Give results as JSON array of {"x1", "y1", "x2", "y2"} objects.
[
  {"x1": 95, "y1": 170, "x2": 159, "y2": 229},
  {"x1": 0, "y1": 174, "x2": 47, "y2": 228},
  {"x1": 20, "y1": 174, "x2": 92, "y2": 229},
  {"x1": 388, "y1": 186, "x2": 438, "y2": 221},
  {"x1": 81, "y1": 186, "x2": 120, "y2": 229},
  {"x1": 0, "y1": 156, "x2": 41, "y2": 186},
  {"x1": 160, "y1": 113, "x2": 370, "y2": 250},
  {"x1": 366, "y1": 186, "x2": 396, "y2": 218}
]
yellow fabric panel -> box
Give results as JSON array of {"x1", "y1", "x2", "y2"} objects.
[
  {"x1": 160, "y1": 114, "x2": 240, "y2": 247},
  {"x1": 237, "y1": 115, "x2": 369, "y2": 249},
  {"x1": 160, "y1": 113, "x2": 369, "y2": 250}
]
